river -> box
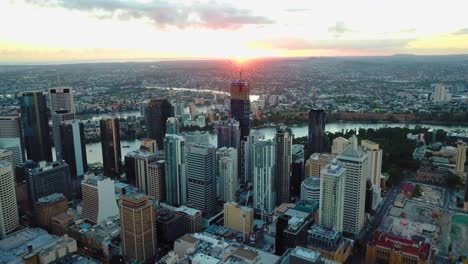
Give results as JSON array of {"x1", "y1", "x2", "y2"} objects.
[{"x1": 80, "y1": 112, "x2": 468, "y2": 164}]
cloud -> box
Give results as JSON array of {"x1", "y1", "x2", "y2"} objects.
[
  {"x1": 328, "y1": 21, "x2": 351, "y2": 36},
  {"x1": 284, "y1": 8, "x2": 311, "y2": 12},
  {"x1": 250, "y1": 37, "x2": 413, "y2": 51},
  {"x1": 452, "y1": 28, "x2": 468, "y2": 35},
  {"x1": 25, "y1": 0, "x2": 274, "y2": 29}
]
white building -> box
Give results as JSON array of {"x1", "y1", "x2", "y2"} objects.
[
  {"x1": 81, "y1": 175, "x2": 119, "y2": 224},
  {"x1": 125, "y1": 149, "x2": 158, "y2": 194},
  {"x1": 337, "y1": 135, "x2": 368, "y2": 237},
  {"x1": 361, "y1": 140, "x2": 383, "y2": 210},
  {"x1": 147, "y1": 160, "x2": 165, "y2": 201},
  {"x1": 456, "y1": 140, "x2": 467, "y2": 175},
  {"x1": 319, "y1": 162, "x2": 345, "y2": 232},
  {"x1": 0, "y1": 160, "x2": 18, "y2": 238},
  {"x1": 300, "y1": 177, "x2": 320, "y2": 202},
  {"x1": 431, "y1": 84, "x2": 451, "y2": 103},
  {"x1": 217, "y1": 147, "x2": 238, "y2": 202},
  {"x1": 331, "y1": 136, "x2": 350, "y2": 155},
  {"x1": 253, "y1": 140, "x2": 276, "y2": 214},
  {"x1": 243, "y1": 130, "x2": 265, "y2": 184},
  {"x1": 49, "y1": 87, "x2": 76, "y2": 161}
]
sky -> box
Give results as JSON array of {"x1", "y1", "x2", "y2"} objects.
[{"x1": 1, "y1": 0, "x2": 468, "y2": 63}]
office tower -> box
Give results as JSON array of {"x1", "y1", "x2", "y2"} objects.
[
  {"x1": 164, "y1": 134, "x2": 186, "y2": 206},
  {"x1": 186, "y1": 144, "x2": 216, "y2": 215},
  {"x1": 120, "y1": 193, "x2": 157, "y2": 263},
  {"x1": 60, "y1": 120, "x2": 87, "y2": 179},
  {"x1": 230, "y1": 80, "x2": 250, "y2": 139},
  {"x1": 0, "y1": 149, "x2": 13, "y2": 167},
  {"x1": 332, "y1": 137, "x2": 350, "y2": 155},
  {"x1": 275, "y1": 126, "x2": 293, "y2": 204},
  {"x1": 49, "y1": 88, "x2": 75, "y2": 161},
  {"x1": 100, "y1": 118, "x2": 122, "y2": 178},
  {"x1": 0, "y1": 115, "x2": 25, "y2": 171},
  {"x1": 361, "y1": 140, "x2": 382, "y2": 187},
  {"x1": 217, "y1": 147, "x2": 238, "y2": 202},
  {"x1": 300, "y1": 177, "x2": 320, "y2": 202},
  {"x1": 157, "y1": 208, "x2": 185, "y2": 245},
  {"x1": 223, "y1": 202, "x2": 253, "y2": 239},
  {"x1": 27, "y1": 161, "x2": 72, "y2": 205},
  {"x1": 319, "y1": 162, "x2": 345, "y2": 232},
  {"x1": 291, "y1": 145, "x2": 304, "y2": 198},
  {"x1": 81, "y1": 175, "x2": 119, "y2": 224},
  {"x1": 243, "y1": 130, "x2": 265, "y2": 183},
  {"x1": 147, "y1": 160, "x2": 165, "y2": 201},
  {"x1": 124, "y1": 149, "x2": 158, "y2": 193},
  {"x1": 173, "y1": 101, "x2": 185, "y2": 117},
  {"x1": 305, "y1": 109, "x2": 325, "y2": 158},
  {"x1": 0, "y1": 160, "x2": 18, "y2": 238},
  {"x1": 140, "y1": 138, "x2": 158, "y2": 153},
  {"x1": 253, "y1": 140, "x2": 276, "y2": 214},
  {"x1": 216, "y1": 118, "x2": 241, "y2": 149},
  {"x1": 145, "y1": 99, "x2": 174, "y2": 149},
  {"x1": 183, "y1": 131, "x2": 210, "y2": 145},
  {"x1": 305, "y1": 153, "x2": 332, "y2": 178},
  {"x1": 34, "y1": 193, "x2": 68, "y2": 231},
  {"x1": 337, "y1": 136, "x2": 368, "y2": 238},
  {"x1": 275, "y1": 207, "x2": 314, "y2": 255},
  {"x1": 431, "y1": 84, "x2": 451, "y2": 102},
  {"x1": 166, "y1": 117, "x2": 180, "y2": 135},
  {"x1": 456, "y1": 140, "x2": 467, "y2": 174},
  {"x1": 19, "y1": 91, "x2": 52, "y2": 162}
]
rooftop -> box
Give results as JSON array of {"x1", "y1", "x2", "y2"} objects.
[
  {"x1": 82, "y1": 175, "x2": 108, "y2": 186},
  {"x1": 369, "y1": 231, "x2": 431, "y2": 261},
  {"x1": 308, "y1": 225, "x2": 340, "y2": 240},
  {"x1": 37, "y1": 193, "x2": 65, "y2": 204},
  {"x1": 290, "y1": 246, "x2": 320, "y2": 261}
]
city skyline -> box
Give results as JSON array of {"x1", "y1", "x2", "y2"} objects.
[{"x1": 1, "y1": 0, "x2": 468, "y2": 63}]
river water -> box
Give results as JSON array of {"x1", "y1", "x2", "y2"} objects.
[{"x1": 80, "y1": 111, "x2": 468, "y2": 164}]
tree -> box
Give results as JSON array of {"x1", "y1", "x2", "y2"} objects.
[{"x1": 413, "y1": 184, "x2": 422, "y2": 198}]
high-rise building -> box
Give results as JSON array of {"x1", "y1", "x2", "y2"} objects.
[
  {"x1": 0, "y1": 149, "x2": 13, "y2": 168},
  {"x1": 275, "y1": 207, "x2": 314, "y2": 255},
  {"x1": 319, "y1": 162, "x2": 345, "y2": 232},
  {"x1": 19, "y1": 91, "x2": 52, "y2": 162},
  {"x1": 183, "y1": 131, "x2": 210, "y2": 145},
  {"x1": 305, "y1": 153, "x2": 332, "y2": 178},
  {"x1": 27, "y1": 161, "x2": 72, "y2": 205},
  {"x1": 361, "y1": 140, "x2": 383, "y2": 210},
  {"x1": 0, "y1": 115, "x2": 25, "y2": 171},
  {"x1": 253, "y1": 140, "x2": 276, "y2": 213},
  {"x1": 456, "y1": 140, "x2": 467, "y2": 174},
  {"x1": 243, "y1": 130, "x2": 265, "y2": 184},
  {"x1": 331, "y1": 137, "x2": 350, "y2": 155},
  {"x1": 300, "y1": 177, "x2": 320, "y2": 202},
  {"x1": 145, "y1": 99, "x2": 174, "y2": 149},
  {"x1": 305, "y1": 109, "x2": 325, "y2": 158},
  {"x1": 0, "y1": 160, "x2": 18, "y2": 238},
  {"x1": 431, "y1": 84, "x2": 451, "y2": 103},
  {"x1": 81, "y1": 175, "x2": 119, "y2": 224},
  {"x1": 49, "y1": 88, "x2": 75, "y2": 161},
  {"x1": 290, "y1": 145, "x2": 304, "y2": 198},
  {"x1": 173, "y1": 101, "x2": 185, "y2": 117},
  {"x1": 140, "y1": 138, "x2": 158, "y2": 153},
  {"x1": 275, "y1": 126, "x2": 293, "y2": 204},
  {"x1": 34, "y1": 193, "x2": 68, "y2": 231},
  {"x1": 217, "y1": 147, "x2": 237, "y2": 202},
  {"x1": 230, "y1": 80, "x2": 250, "y2": 139},
  {"x1": 124, "y1": 149, "x2": 158, "y2": 193},
  {"x1": 164, "y1": 134, "x2": 186, "y2": 206},
  {"x1": 100, "y1": 118, "x2": 122, "y2": 178},
  {"x1": 60, "y1": 120, "x2": 87, "y2": 179},
  {"x1": 223, "y1": 202, "x2": 253, "y2": 239},
  {"x1": 216, "y1": 118, "x2": 241, "y2": 149},
  {"x1": 186, "y1": 144, "x2": 216, "y2": 215},
  {"x1": 337, "y1": 136, "x2": 368, "y2": 238},
  {"x1": 147, "y1": 160, "x2": 165, "y2": 201},
  {"x1": 166, "y1": 117, "x2": 180, "y2": 135},
  {"x1": 120, "y1": 193, "x2": 157, "y2": 263}
]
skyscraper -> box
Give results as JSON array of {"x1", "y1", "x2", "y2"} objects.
[
  {"x1": 186, "y1": 144, "x2": 216, "y2": 215},
  {"x1": 166, "y1": 117, "x2": 180, "y2": 135},
  {"x1": 140, "y1": 138, "x2": 158, "y2": 153},
  {"x1": 331, "y1": 137, "x2": 350, "y2": 155},
  {"x1": 230, "y1": 80, "x2": 250, "y2": 139},
  {"x1": 216, "y1": 118, "x2": 241, "y2": 149},
  {"x1": 60, "y1": 120, "x2": 87, "y2": 179},
  {"x1": 305, "y1": 109, "x2": 325, "y2": 158},
  {"x1": 361, "y1": 140, "x2": 383, "y2": 210},
  {"x1": 456, "y1": 140, "x2": 467, "y2": 174},
  {"x1": 19, "y1": 91, "x2": 52, "y2": 162},
  {"x1": 253, "y1": 140, "x2": 276, "y2": 214},
  {"x1": 124, "y1": 149, "x2": 158, "y2": 193},
  {"x1": 164, "y1": 134, "x2": 186, "y2": 206},
  {"x1": 275, "y1": 126, "x2": 293, "y2": 204},
  {"x1": 243, "y1": 130, "x2": 265, "y2": 184},
  {"x1": 49, "y1": 87, "x2": 75, "y2": 161},
  {"x1": 26, "y1": 161, "x2": 72, "y2": 205},
  {"x1": 0, "y1": 160, "x2": 18, "y2": 239},
  {"x1": 100, "y1": 118, "x2": 122, "y2": 178},
  {"x1": 337, "y1": 136, "x2": 368, "y2": 238},
  {"x1": 145, "y1": 99, "x2": 174, "y2": 149},
  {"x1": 120, "y1": 193, "x2": 157, "y2": 263},
  {"x1": 319, "y1": 162, "x2": 345, "y2": 232},
  {"x1": 0, "y1": 115, "x2": 25, "y2": 171},
  {"x1": 147, "y1": 160, "x2": 165, "y2": 201},
  {"x1": 217, "y1": 147, "x2": 238, "y2": 202},
  {"x1": 81, "y1": 175, "x2": 119, "y2": 224}
]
